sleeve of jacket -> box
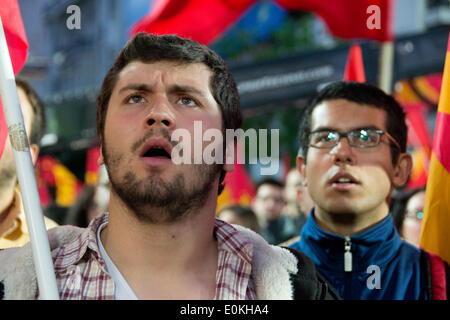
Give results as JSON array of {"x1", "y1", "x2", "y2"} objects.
[{"x1": 282, "y1": 247, "x2": 341, "y2": 300}]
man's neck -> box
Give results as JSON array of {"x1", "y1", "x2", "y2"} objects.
[
  {"x1": 314, "y1": 203, "x2": 389, "y2": 237},
  {"x1": 100, "y1": 192, "x2": 219, "y2": 299}
]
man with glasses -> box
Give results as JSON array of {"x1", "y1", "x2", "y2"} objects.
[{"x1": 289, "y1": 81, "x2": 449, "y2": 299}]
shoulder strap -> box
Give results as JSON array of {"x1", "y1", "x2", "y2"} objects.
[
  {"x1": 421, "y1": 249, "x2": 448, "y2": 300},
  {"x1": 282, "y1": 246, "x2": 340, "y2": 300}
]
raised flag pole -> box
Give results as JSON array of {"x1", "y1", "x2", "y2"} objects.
[{"x1": 0, "y1": 16, "x2": 59, "y2": 300}]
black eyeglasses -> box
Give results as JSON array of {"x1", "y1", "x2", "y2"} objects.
[{"x1": 308, "y1": 128, "x2": 401, "y2": 149}]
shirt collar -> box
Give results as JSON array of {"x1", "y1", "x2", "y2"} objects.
[
  {"x1": 56, "y1": 214, "x2": 254, "y2": 273},
  {"x1": 214, "y1": 218, "x2": 253, "y2": 264},
  {"x1": 53, "y1": 213, "x2": 107, "y2": 272}
]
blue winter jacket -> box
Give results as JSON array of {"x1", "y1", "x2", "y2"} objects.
[{"x1": 289, "y1": 211, "x2": 428, "y2": 300}]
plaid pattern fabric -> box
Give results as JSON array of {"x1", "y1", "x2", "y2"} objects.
[
  {"x1": 214, "y1": 219, "x2": 255, "y2": 300},
  {"x1": 38, "y1": 214, "x2": 255, "y2": 300}
]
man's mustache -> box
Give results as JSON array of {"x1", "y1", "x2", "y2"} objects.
[{"x1": 131, "y1": 128, "x2": 175, "y2": 154}]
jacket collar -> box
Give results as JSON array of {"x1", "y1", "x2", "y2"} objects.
[{"x1": 300, "y1": 209, "x2": 403, "y2": 273}]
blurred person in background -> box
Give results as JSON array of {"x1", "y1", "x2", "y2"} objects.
[
  {"x1": 0, "y1": 78, "x2": 58, "y2": 249},
  {"x1": 252, "y1": 178, "x2": 297, "y2": 245},
  {"x1": 217, "y1": 205, "x2": 261, "y2": 234},
  {"x1": 284, "y1": 167, "x2": 314, "y2": 230},
  {"x1": 279, "y1": 166, "x2": 315, "y2": 246},
  {"x1": 283, "y1": 168, "x2": 306, "y2": 229},
  {"x1": 391, "y1": 187, "x2": 426, "y2": 248}
]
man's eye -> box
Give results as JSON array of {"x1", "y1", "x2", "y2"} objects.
[
  {"x1": 127, "y1": 94, "x2": 145, "y2": 104},
  {"x1": 321, "y1": 132, "x2": 336, "y2": 141},
  {"x1": 178, "y1": 96, "x2": 197, "y2": 107},
  {"x1": 358, "y1": 131, "x2": 372, "y2": 141}
]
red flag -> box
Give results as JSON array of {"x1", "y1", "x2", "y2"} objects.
[
  {"x1": 131, "y1": 0, "x2": 255, "y2": 44},
  {"x1": 0, "y1": 0, "x2": 29, "y2": 159},
  {"x1": 276, "y1": 0, "x2": 394, "y2": 42},
  {"x1": 343, "y1": 44, "x2": 366, "y2": 82},
  {"x1": 131, "y1": 0, "x2": 394, "y2": 44},
  {"x1": 217, "y1": 144, "x2": 255, "y2": 211}
]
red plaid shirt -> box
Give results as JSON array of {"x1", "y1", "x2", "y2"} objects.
[{"x1": 39, "y1": 214, "x2": 256, "y2": 299}]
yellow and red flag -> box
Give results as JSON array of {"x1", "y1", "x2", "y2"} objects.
[
  {"x1": 36, "y1": 155, "x2": 83, "y2": 208},
  {"x1": 85, "y1": 146, "x2": 101, "y2": 185},
  {"x1": 420, "y1": 32, "x2": 450, "y2": 265}
]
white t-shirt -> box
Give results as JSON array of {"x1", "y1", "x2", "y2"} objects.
[{"x1": 96, "y1": 222, "x2": 138, "y2": 300}]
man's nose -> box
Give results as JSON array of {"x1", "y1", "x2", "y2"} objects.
[
  {"x1": 331, "y1": 136, "x2": 356, "y2": 166},
  {"x1": 144, "y1": 96, "x2": 175, "y2": 129}
]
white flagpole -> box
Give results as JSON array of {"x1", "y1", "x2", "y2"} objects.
[
  {"x1": 378, "y1": 41, "x2": 395, "y2": 94},
  {"x1": 0, "y1": 16, "x2": 59, "y2": 300}
]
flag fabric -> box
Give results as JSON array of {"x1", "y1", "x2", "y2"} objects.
[
  {"x1": 395, "y1": 75, "x2": 443, "y2": 189},
  {"x1": 36, "y1": 155, "x2": 83, "y2": 207},
  {"x1": 217, "y1": 144, "x2": 255, "y2": 211},
  {"x1": 343, "y1": 44, "x2": 366, "y2": 82},
  {"x1": 131, "y1": 0, "x2": 394, "y2": 45},
  {"x1": 408, "y1": 147, "x2": 428, "y2": 190},
  {"x1": 403, "y1": 103, "x2": 432, "y2": 190},
  {"x1": 420, "y1": 33, "x2": 450, "y2": 265},
  {"x1": 131, "y1": 0, "x2": 255, "y2": 44},
  {"x1": 276, "y1": 0, "x2": 394, "y2": 42},
  {"x1": 85, "y1": 146, "x2": 101, "y2": 185},
  {"x1": 0, "y1": 0, "x2": 28, "y2": 159}
]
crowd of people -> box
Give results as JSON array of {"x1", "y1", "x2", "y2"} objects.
[{"x1": 0, "y1": 33, "x2": 447, "y2": 300}]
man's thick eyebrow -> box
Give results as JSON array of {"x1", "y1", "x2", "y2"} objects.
[
  {"x1": 311, "y1": 126, "x2": 337, "y2": 133},
  {"x1": 311, "y1": 125, "x2": 381, "y2": 133},
  {"x1": 118, "y1": 84, "x2": 206, "y2": 96},
  {"x1": 118, "y1": 84, "x2": 152, "y2": 94},
  {"x1": 169, "y1": 85, "x2": 205, "y2": 96}
]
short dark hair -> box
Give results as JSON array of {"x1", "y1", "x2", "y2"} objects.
[
  {"x1": 15, "y1": 78, "x2": 46, "y2": 145},
  {"x1": 96, "y1": 33, "x2": 242, "y2": 195},
  {"x1": 255, "y1": 178, "x2": 284, "y2": 192},
  {"x1": 298, "y1": 81, "x2": 407, "y2": 164},
  {"x1": 217, "y1": 205, "x2": 261, "y2": 233}
]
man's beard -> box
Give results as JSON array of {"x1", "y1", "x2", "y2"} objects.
[{"x1": 102, "y1": 131, "x2": 222, "y2": 224}]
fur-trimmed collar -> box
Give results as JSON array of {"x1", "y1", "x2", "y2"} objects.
[{"x1": 0, "y1": 224, "x2": 298, "y2": 300}]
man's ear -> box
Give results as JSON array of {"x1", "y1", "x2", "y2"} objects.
[
  {"x1": 98, "y1": 144, "x2": 105, "y2": 166},
  {"x1": 296, "y1": 155, "x2": 307, "y2": 187},
  {"x1": 392, "y1": 152, "x2": 413, "y2": 187},
  {"x1": 30, "y1": 144, "x2": 39, "y2": 165}
]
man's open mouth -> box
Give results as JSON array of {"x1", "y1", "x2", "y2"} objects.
[
  {"x1": 142, "y1": 147, "x2": 171, "y2": 159},
  {"x1": 139, "y1": 139, "x2": 173, "y2": 161}
]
